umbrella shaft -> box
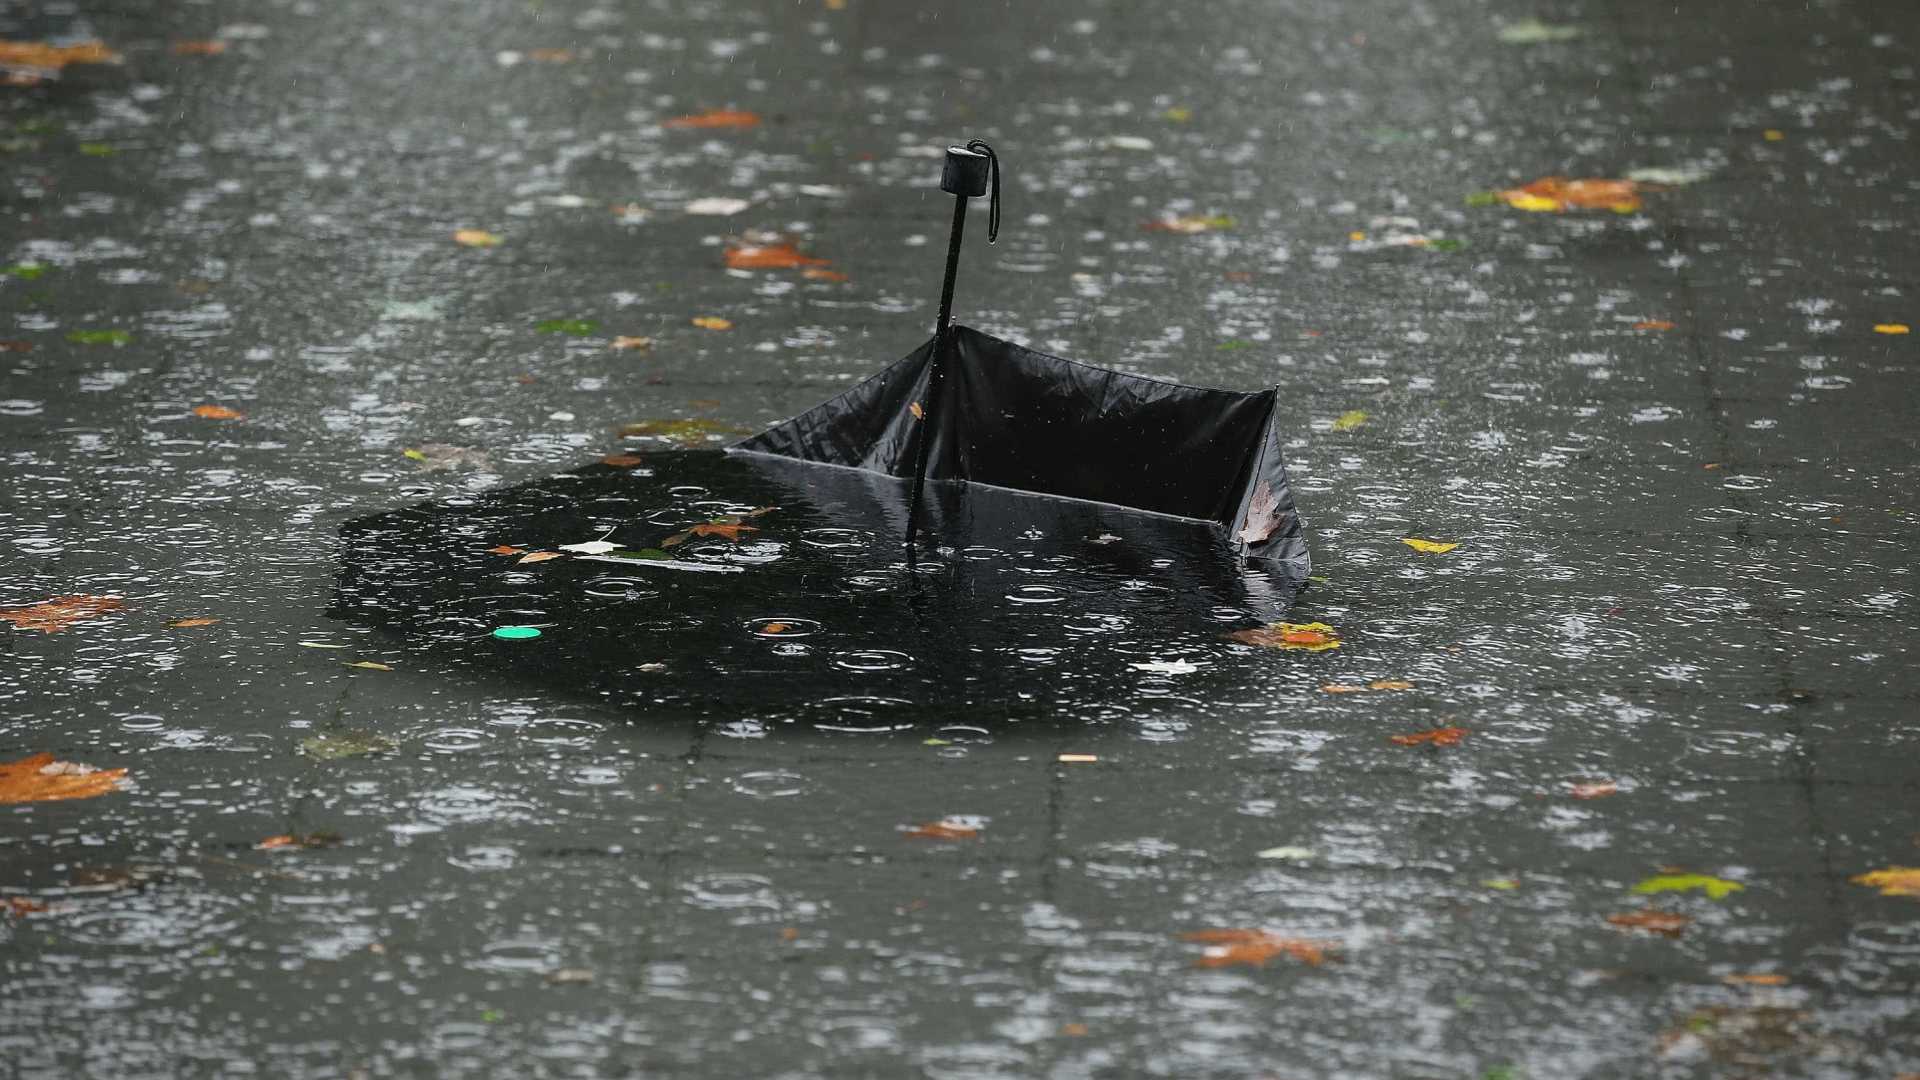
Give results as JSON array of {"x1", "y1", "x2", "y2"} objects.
[
  {"x1": 907, "y1": 195, "x2": 971, "y2": 553},
  {"x1": 935, "y1": 194, "x2": 968, "y2": 338}
]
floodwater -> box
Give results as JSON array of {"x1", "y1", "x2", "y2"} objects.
[{"x1": 3, "y1": 0, "x2": 1918, "y2": 1077}]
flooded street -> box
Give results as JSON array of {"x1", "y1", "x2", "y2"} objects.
[{"x1": 4, "y1": 0, "x2": 1918, "y2": 1076}]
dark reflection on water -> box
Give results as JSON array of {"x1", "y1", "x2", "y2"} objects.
[{"x1": 331, "y1": 451, "x2": 1303, "y2": 729}]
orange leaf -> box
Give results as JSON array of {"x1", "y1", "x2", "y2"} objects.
[
  {"x1": 664, "y1": 109, "x2": 761, "y2": 130},
  {"x1": 1851, "y1": 867, "x2": 1920, "y2": 898},
  {"x1": 1570, "y1": 781, "x2": 1618, "y2": 799},
  {"x1": 724, "y1": 243, "x2": 829, "y2": 270},
  {"x1": 169, "y1": 617, "x2": 220, "y2": 628},
  {"x1": 761, "y1": 621, "x2": 791, "y2": 634},
  {"x1": 902, "y1": 819, "x2": 980, "y2": 841},
  {"x1": 255, "y1": 832, "x2": 341, "y2": 851},
  {"x1": 1722, "y1": 973, "x2": 1789, "y2": 986},
  {"x1": 0, "y1": 39, "x2": 120, "y2": 71},
  {"x1": 0, "y1": 753, "x2": 129, "y2": 804},
  {"x1": 1633, "y1": 319, "x2": 1676, "y2": 331},
  {"x1": 1227, "y1": 621, "x2": 1341, "y2": 651},
  {"x1": 600, "y1": 454, "x2": 644, "y2": 468},
  {"x1": 691, "y1": 316, "x2": 733, "y2": 331},
  {"x1": 1498, "y1": 176, "x2": 1643, "y2": 213},
  {"x1": 192, "y1": 404, "x2": 243, "y2": 420},
  {"x1": 802, "y1": 268, "x2": 849, "y2": 282},
  {"x1": 5, "y1": 897, "x2": 50, "y2": 917},
  {"x1": 1059, "y1": 1023, "x2": 1089, "y2": 1037},
  {"x1": 0, "y1": 595, "x2": 124, "y2": 633},
  {"x1": 689, "y1": 521, "x2": 758, "y2": 542},
  {"x1": 1180, "y1": 929, "x2": 1330, "y2": 967},
  {"x1": 517, "y1": 551, "x2": 564, "y2": 564},
  {"x1": 486, "y1": 545, "x2": 525, "y2": 555},
  {"x1": 1389, "y1": 726, "x2": 1469, "y2": 747},
  {"x1": 1606, "y1": 910, "x2": 1689, "y2": 937},
  {"x1": 171, "y1": 39, "x2": 227, "y2": 55},
  {"x1": 527, "y1": 48, "x2": 574, "y2": 62}
]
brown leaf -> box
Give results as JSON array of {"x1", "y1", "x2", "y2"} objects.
[
  {"x1": 526, "y1": 47, "x2": 574, "y2": 62},
  {"x1": 689, "y1": 520, "x2": 758, "y2": 542},
  {"x1": 0, "y1": 340, "x2": 33, "y2": 353},
  {"x1": 760, "y1": 621, "x2": 792, "y2": 634},
  {"x1": 1235, "y1": 481, "x2": 1283, "y2": 545},
  {"x1": 663, "y1": 109, "x2": 761, "y2": 130},
  {"x1": 0, "y1": 595, "x2": 124, "y2": 633},
  {"x1": 1606, "y1": 910, "x2": 1689, "y2": 938},
  {"x1": 1180, "y1": 929, "x2": 1331, "y2": 967},
  {"x1": 1570, "y1": 781, "x2": 1619, "y2": 799},
  {"x1": 0, "y1": 39, "x2": 120, "y2": 72},
  {"x1": 453, "y1": 228, "x2": 503, "y2": 248},
  {"x1": 724, "y1": 243, "x2": 828, "y2": 271},
  {"x1": 1389, "y1": 726, "x2": 1469, "y2": 747},
  {"x1": 517, "y1": 551, "x2": 564, "y2": 564},
  {"x1": 343, "y1": 661, "x2": 392, "y2": 671},
  {"x1": 4, "y1": 897, "x2": 50, "y2": 917},
  {"x1": 902, "y1": 819, "x2": 980, "y2": 841},
  {"x1": 256, "y1": 832, "x2": 342, "y2": 851},
  {"x1": 610, "y1": 336, "x2": 654, "y2": 351},
  {"x1": 192, "y1": 404, "x2": 243, "y2": 420},
  {"x1": 1321, "y1": 679, "x2": 1413, "y2": 694},
  {"x1": 600, "y1": 454, "x2": 644, "y2": 468},
  {"x1": 485, "y1": 545, "x2": 525, "y2": 556},
  {"x1": 802, "y1": 268, "x2": 849, "y2": 282},
  {"x1": 1633, "y1": 319, "x2": 1676, "y2": 331},
  {"x1": 909, "y1": 401, "x2": 925, "y2": 420},
  {"x1": 1497, "y1": 177, "x2": 1644, "y2": 213},
  {"x1": 171, "y1": 39, "x2": 227, "y2": 55},
  {"x1": 169, "y1": 617, "x2": 220, "y2": 628},
  {"x1": 0, "y1": 753, "x2": 129, "y2": 804}
]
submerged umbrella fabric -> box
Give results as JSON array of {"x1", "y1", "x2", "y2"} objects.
[{"x1": 734, "y1": 325, "x2": 1309, "y2": 577}]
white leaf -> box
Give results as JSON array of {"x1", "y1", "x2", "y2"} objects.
[
  {"x1": 1130, "y1": 659, "x2": 1199, "y2": 675},
  {"x1": 558, "y1": 540, "x2": 618, "y2": 555},
  {"x1": 1255, "y1": 846, "x2": 1316, "y2": 861},
  {"x1": 1102, "y1": 135, "x2": 1155, "y2": 151},
  {"x1": 1236, "y1": 481, "x2": 1282, "y2": 545},
  {"x1": 684, "y1": 197, "x2": 751, "y2": 216}
]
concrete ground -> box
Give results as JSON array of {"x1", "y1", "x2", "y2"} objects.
[{"x1": 2, "y1": 0, "x2": 1917, "y2": 1076}]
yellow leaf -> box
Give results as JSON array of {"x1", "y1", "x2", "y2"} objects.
[
  {"x1": 1873, "y1": 323, "x2": 1910, "y2": 335},
  {"x1": 403, "y1": 448, "x2": 428, "y2": 461},
  {"x1": 1763, "y1": 129, "x2": 1785, "y2": 141},
  {"x1": 453, "y1": 229, "x2": 502, "y2": 248},
  {"x1": 1505, "y1": 192, "x2": 1562, "y2": 212},
  {"x1": 1331, "y1": 410, "x2": 1368, "y2": 431},
  {"x1": 0, "y1": 753, "x2": 128, "y2": 804},
  {"x1": 691, "y1": 316, "x2": 733, "y2": 330},
  {"x1": 1369, "y1": 679, "x2": 1413, "y2": 690},
  {"x1": 1631, "y1": 873, "x2": 1744, "y2": 900},
  {"x1": 1722, "y1": 973, "x2": 1789, "y2": 986},
  {"x1": 1401, "y1": 537, "x2": 1458, "y2": 554},
  {"x1": 1850, "y1": 867, "x2": 1920, "y2": 898}
]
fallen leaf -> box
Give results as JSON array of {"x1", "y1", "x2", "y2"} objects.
[
  {"x1": 1607, "y1": 910, "x2": 1689, "y2": 937},
  {"x1": 1632, "y1": 873, "x2": 1744, "y2": 900},
  {"x1": 536, "y1": 318, "x2": 598, "y2": 336},
  {"x1": 1057, "y1": 753, "x2": 1098, "y2": 763},
  {"x1": 256, "y1": 832, "x2": 341, "y2": 851},
  {"x1": 902, "y1": 817, "x2": 981, "y2": 840},
  {"x1": 1331, "y1": 409, "x2": 1369, "y2": 431},
  {"x1": 1321, "y1": 679, "x2": 1413, "y2": 693},
  {"x1": 618, "y1": 417, "x2": 748, "y2": 446},
  {"x1": 0, "y1": 753, "x2": 129, "y2": 804},
  {"x1": 1722, "y1": 973, "x2": 1789, "y2": 987},
  {"x1": 527, "y1": 47, "x2": 574, "y2": 62},
  {"x1": 1850, "y1": 866, "x2": 1920, "y2": 898},
  {"x1": 802, "y1": 268, "x2": 849, "y2": 282},
  {"x1": 610, "y1": 335, "x2": 654, "y2": 351},
  {"x1": 67, "y1": 329, "x2": 132, "y2": 346},
  {"x1": 192, "y1": 404, "x2": 243, "y2": 420},
  {"x1": 1402, "y1": 537, "x2": 1457, "y2": 554},
  {"x1": 761, "y1": 622, "x2": 791, "y2": 634},
  {"x1": 299, "y1": 730, "x2": 397, "y2": 761},
  {"x1": 0, "y1": 340, "x2": 33, "y2": 353},
  {"x1": 1227, "y1": 622, "x2": 1342, "y2": 652},
  {"x1": 1873, "y1": 323, "x2": 1910, "y2": 335},
  {"x1": 1144, "y1": 214, "x2": 1234, "y2": 234},
  {"x1": 690, "y1": 316, "x2": 733, "y2": 331},
  {"x1": 170, "y1": 617, "x2": 220, "y2": 628},
  {"x1": 909, "y1": 401, "x2": 925, "y2": 420},
  {"x1": 517, "y1": 551, "x2": 564, "y2": 564},
  {"x1": 1763, "y1": 129, "x2": 1786, "y2": 142},
  {"x1": 1236, "y1": 482, "x2": 1283, "y2": 544},
  {"x1": 1570, "y1": 781, "x2": 1619, "y2": 799},
  {"x1": 724, "y1": 242, "x2": 829, "y2": 271},
  {"x1": 1130, "y1": 659, "x2": 1199, "y2": 675},
  {"x1": 1625, "y1": 166, "x2": 1711, "y2": 186},
  {"x1": 1164, "y1": 106, "x2": 1193, "y2": 122},
  {"x1": 1390, "y1": 726, "x2": 1469, "y2": 747},
  {"x1": 454, "y1": 228, "x2": 502, "y2": 247},
  {"x1": 0, "y1": 39, "x2": 120, "y2": 77},
  {"x1": 689, "y1": 520, "x2": 758, "y2": 542},
  {"x1": 559, "y1": 540, "x2": 620, "y2": 555},
  {"x1": 343, "y1": 661, "x2": 392, "y2": 671},
  {"x1": 663, "y1": 109, "x2": 761, "y2": 130},
  {"x1": 600, "y1": 454, "x2": 644, "y2": 468},
  {"x1": 546, "y1": 968, "x2": 596, "y2": 984},
  {"x1": 1495, "y1": 177, "x2": 1643, "y2": 214},
  {"x1": 1482, "y1": 878, "x2": 1520, "y2": 891},
  {"x1": 404, "y1": 444, "x2": 491, "y2": 472},
  {"x1": 1633, "y1": 319, "x2": 1677, "y2": 331},
  {"x1": 684, "y1": 197, "x2": 750, "y2": 215},
  {"x1": 486, "y1": 545, "x2": 525, "y2": 556},
  {"x1": 1060, "y1": 1023, "x2": 1090, "y2": 1037},
  {"x1": 297, "y1": 641, "x2": 351, "y2": 649},
  {"x1": 1180, "y1": 929, "x2": 1331, "y2": 968},
  {"x1": 4, "y1": 897, "x2": 50, "y2": 917},
  {"x1": 0, "y1": 595, "x2": 124, "y2": 633},
  {"x1": 1255, "y1": 846, "x2": 1316, "y2": 861},
  {"x1": 171, "y1": 39, "x2": 227, "y2": 55}
]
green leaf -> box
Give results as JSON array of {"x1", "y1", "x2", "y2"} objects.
[
  {"x1": 535, "y1": 318, "x2": 599, "y2": 336},
  {"x1": 299, "y1": 730, "x2": 398, "y2": 761},
  {"x1": 1331, "y1": 409, "x2": 1369, "y2": 432},
  {"x1": 1426, "y1": 237, "x2": 1466, "y2": 252},
  {"x1": 5, "y1": 263, "x2": 48, "y2": 280},
  {"x1": 77, "y1": 142, "x2": 115, "y2": 157},
  {"x1": 402, "y1": 449, "x2": 428, "y2": 461},
  {"x1": 1631, "y1": 873, "x2": 1744, "y2": 900},
  {"x1": 66, "y1": 329, "x2": 132, "y2": 346},
  {"x1": 1215, "y1": 339, "x2": 1253, "y2": 351},
  {"x1": 1464, "y1": 191, "x2": 1500, "y2": 207}
]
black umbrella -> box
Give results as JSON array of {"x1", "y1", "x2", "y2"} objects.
[{"x1": 734, "y1": 140, "x2": 1309, "y2": 581}]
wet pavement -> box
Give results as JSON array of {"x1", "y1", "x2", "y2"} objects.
[{"x1": 3, "y1": 0, "x2": 1918, "y2": 1076}]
